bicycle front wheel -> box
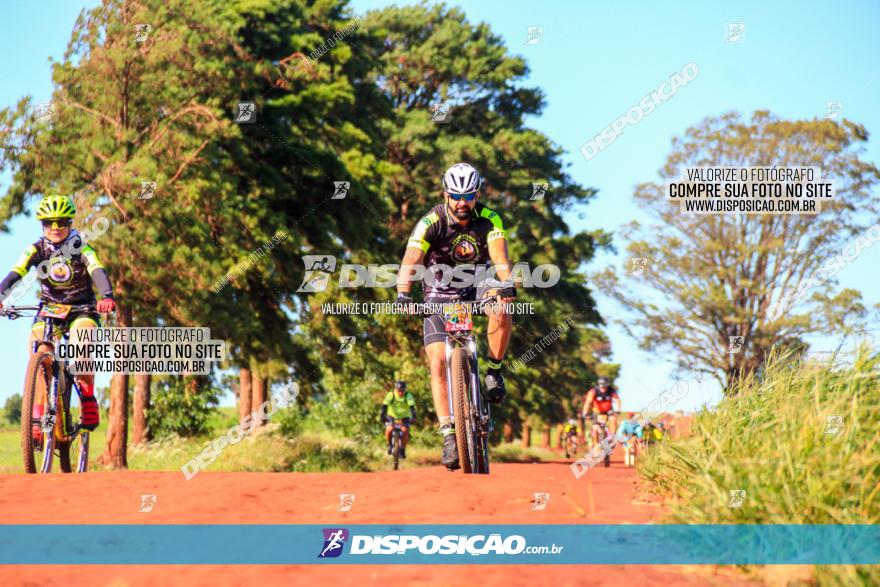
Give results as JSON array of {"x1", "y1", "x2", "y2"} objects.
[
  {"x1": 450, "y1": 347, "x2": 474, "y2": 474},
  {"x1": 57, "y1": 371, "x2": 89, "y2": 473},
  {"x1": 21, "y1": 352, "x2": 56, "y2": 474}
]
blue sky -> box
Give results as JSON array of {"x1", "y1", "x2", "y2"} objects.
[{"x1": 2, "y1": 1, "x2": 878, "y2": 411}]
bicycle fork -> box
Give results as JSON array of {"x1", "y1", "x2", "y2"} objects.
[{"x1": 37, "y1": 360, "x2": 62, "y2": 474}]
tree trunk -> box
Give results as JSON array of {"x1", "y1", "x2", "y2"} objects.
[
  {"x1": 502, "y1": 422, "x2": 514, "y2": 443},
  {"x1": 521, "y1": 423, "x2": 531, "y2": 448},
  {"x1": 252, "y1": 374, "x2": 266, "y2": 425},
  {"x1": 132, "y1": 373, "x2": 152, "y2": 445},
  {"x1": 541, "y1": 424, "x2": 551, "y2": 449},
  {"x1": 238, "y1": 368, "x2": 252, "y2": 425},
  {"x1": 101, "y1": 303, "x2": 132, "y2": 469}
]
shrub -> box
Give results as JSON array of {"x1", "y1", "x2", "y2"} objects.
[
  {"x1": 4, "y1": 394, "x2": 21, "y2": 425},
  {"x1": 146, "y1": 376, "x2": 221, "y2": 438}
]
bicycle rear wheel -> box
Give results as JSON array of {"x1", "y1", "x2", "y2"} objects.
[
  {"x1": 21, "y1": 352, "x2": 56, "y2": 474},
  {"x1": 450, "y1": 347, "x2": 474, "y2": 474}
]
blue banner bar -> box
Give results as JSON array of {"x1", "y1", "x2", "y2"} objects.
[{"x1": 0, "y1": 525, "x2": 877, "y2": 564}]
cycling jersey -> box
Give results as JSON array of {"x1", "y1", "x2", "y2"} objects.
[
  {"x1": 616, "y1": 419, "x2": 643, "y2": 441},
  {"x1": 407, "y1": 202, "x2": 508, "y2": 302},
  {"x1": 383, "y1": 391, "x2": 416, "y2": 420},
  {"x1": 587, "y1": 387, "x2": 618, "y2": 414},
  {"x1": 0, "y1": 230, "x2": 113, "y2": 304}
]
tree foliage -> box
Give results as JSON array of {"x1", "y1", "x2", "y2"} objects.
[
  {"x1": 0, "y1": 0, "x2": 614, "y2": 459},
  {"x1": 596, "y1": 111, "x2": 880, "y2": 390}
]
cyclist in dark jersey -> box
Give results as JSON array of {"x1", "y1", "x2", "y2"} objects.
[
  {"x1": 581, "y1": 376, "x2": 622, "y2": 448},
  {"x1": 0, "y1": 195, "x2": 115, "y2": 439},
  {"x1": 396, "y1": 163, "x2": 516, "y2": 471}
]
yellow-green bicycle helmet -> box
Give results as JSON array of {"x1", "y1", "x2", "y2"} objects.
[{"x1": 36, "y1": 195, "x2": 76, "y2": 220}]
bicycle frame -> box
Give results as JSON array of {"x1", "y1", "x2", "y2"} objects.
[{"x1": 34, "y1": 315, "x2": 84, "y2": 443}]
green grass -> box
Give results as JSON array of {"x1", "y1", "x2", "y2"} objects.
[
  {"x1": 640, "y1": 347, "x2": 880, "y2": 586},
  {"x1": 0, "y1": 404, "x2": 455, "y2": 474},
  {"x1": 0, "y1": 405, "x2": 568, "y2": 474},
  {"x1": 493, "y1": 442, "x2": 561, "y2": 463}
]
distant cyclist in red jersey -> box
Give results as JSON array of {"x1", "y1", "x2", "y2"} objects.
[{"x1": 581, "y1": 376, "x2": 621, "y2": 447}]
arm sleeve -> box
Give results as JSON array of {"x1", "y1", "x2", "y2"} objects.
[
  {"x1": 406, "y1": 392, "x2": 416, "y2": 407},
  {"x1": 0, "y1": 272, "x2": 23, "y2": 301},
  {"x1": 82, "y1": 245, "x2": 114, "y2": 299},
  {"x1": 480, "y1": 207, "x2": 509, "y2": 243},
  {"x1": 380, "y1": 405, "x2": 388, "y2": 419},
  {"x1": 382, "y1": 392, "x2": 392, "y2": 406},
  {"x1": 407, "y1": 211, "x2": 440, "y2": 252},
  {"x1": 410, "y1": 406, "x2": 416, "y2": 420},
  {"x1": 0, "y1": 245, "x2": 39, "y2": 302}
]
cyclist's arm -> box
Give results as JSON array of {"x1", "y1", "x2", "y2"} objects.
[
  {"x1": 380, "y1": 392, "x2": 392, "y2": 421},
  {"x1": 581, "y1": 390, "x2": 595, "y2": 418},
  {"x1": 407, "y1": 392, "x2": 416, "y2": 420},
  {"x1": 397, "y1": 247, "x2": 424, "y2": 295},
  {"x1": 612, "y1": 392, "x2": 622, "y2": 413},
  {"x1": 483, "y1": 209, "x2": 512, "y2": 285},
  {"x1": 82, "y1": 244, "x2": 114, "y2": 299},
  {"x1": 0, "y1": 244, "x2": 38, "y2": 303},
  {"x1": 399, "y1": 213, "x2": 439, "y2": 294}
]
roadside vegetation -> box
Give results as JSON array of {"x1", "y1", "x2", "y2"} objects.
[{"x1": 641, "y1": 347, "x2": 880, "y2": 586}]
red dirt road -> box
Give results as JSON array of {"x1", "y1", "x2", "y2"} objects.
[{"x1": 0, "y1": 454, "x2": 766, "y2": 586}]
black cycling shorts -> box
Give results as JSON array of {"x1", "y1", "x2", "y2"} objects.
[{"x1": 422, "y1": 286, "x2": 494, "y2": 347}]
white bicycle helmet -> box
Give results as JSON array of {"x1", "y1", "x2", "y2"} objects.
[{"x1": 442, "y1": 162, "x2": 482, "y2": 194}]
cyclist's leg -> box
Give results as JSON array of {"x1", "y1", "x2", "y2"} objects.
[
  {"x1": 587, "y1": 412, "x2": 597, "y2": 444},
  {"x1": 401, "y1": 418, "x2": 410, "y2": 447},
  {"x1": 484, "y1": 297, "x2": 512, "y2": 360},
  {"x1": 424, "y1": 314, "x2": 458, "y2": 468},
  {"x1": 480, "y1": 287, "x2": 512, "y2": 402},
  {"x1": 69, "y1": 314, "x2": 100, "y2": 430},
  {"x1": 425, "y1": 341, "x2": 449, "y2": 421},
  {"x1": 384, "y1": 423, "x2": 393, "y2": 444},
  {"x1": 608, "y1": 413, "x2": 618, "y2": 436}
]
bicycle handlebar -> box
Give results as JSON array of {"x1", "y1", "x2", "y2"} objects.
[
  {"x1": 399, "y1": 287, "x2": 518, "y2": 315},
  {"x1": 0, "y1": 303, "x2": 99, "y2": 319}
]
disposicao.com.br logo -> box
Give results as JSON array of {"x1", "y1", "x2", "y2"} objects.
[
  {"x1": 297, "y1": 255, "x2": 560, "y2": 292},
  {"x1": 317, "y1": 528, "x2": 564, "y2": 557}
]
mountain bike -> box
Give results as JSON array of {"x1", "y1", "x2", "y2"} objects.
[
  {"x1": 1, "y1": 303, "x2": 97, "y2": 474},
  {"x1": 591, "y1": 412, "x2": 613, "y2": 468},
  {"x1": 442, "y1": 288, "x2": 515, "y2": 475},
  {"x1": 387, "y1": 419, "x2": 405, "y2": 470},
  {"x1": 564, "y1": 428, "x2": 579, "y2": 459}
]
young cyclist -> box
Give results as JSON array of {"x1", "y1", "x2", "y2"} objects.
[
  {"x1": 0, "y1": 195, "x2": 115, "y2": 441},
  {"x1": 616, "y1": 412, "x2": 644, "y2": 467}
]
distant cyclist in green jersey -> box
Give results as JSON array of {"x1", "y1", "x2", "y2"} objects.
[
  {"x1": 0, "y1": 195, "x2": 116, "y2": 440},
  {"x1": 379, "y1": 380, "x2": 416, "y2": 458},
  {"x1": 396, "y1": 163, "x2": 516, "y2": 471}
]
